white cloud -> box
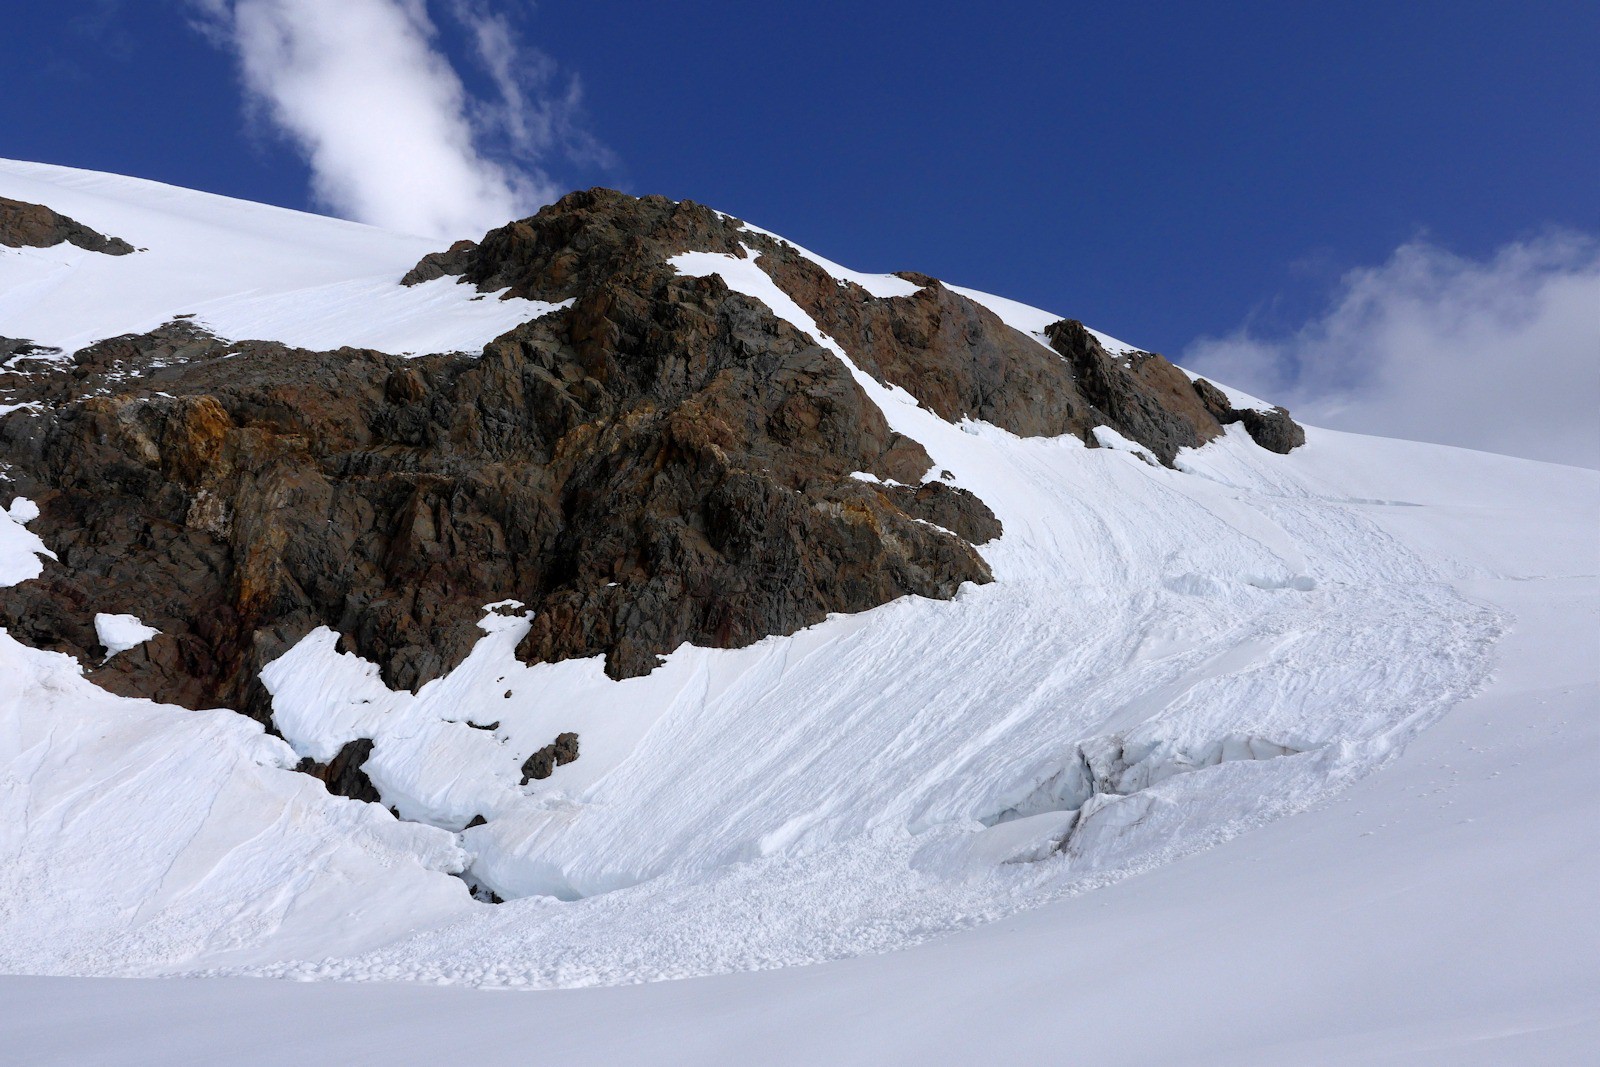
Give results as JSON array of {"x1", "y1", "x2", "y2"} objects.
[
  {"x1": 1185, "y1": 233, "x2": 1600, "y2": 468},
  {"x1": 444, "y1": 0, "x2": 613, "y2": 171},
  {"x1": 190, "y1": 0, "x2": 593, "y2": 239}
]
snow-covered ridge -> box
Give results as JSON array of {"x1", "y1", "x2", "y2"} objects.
[
  {"x1": 0, "y1": 158, "x2": 564, "y2": 357},
  {"x1": 944, "y1": 282, "x2": 1140, "y2": 356},
  {"x1": 731, "y1": 218, "x2": 924, "y2": 299},
  {"x1": 727, "y1": 214, "x2": 1282, "y2": 415},
  {"x1": 0, "y1": 156, "x2": 1175, "y2": 392}
]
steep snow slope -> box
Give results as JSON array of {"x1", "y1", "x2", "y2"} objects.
[
  {"x1": 0, "y1": 159, "x2": 566, "y2": 355},
  {"x1": 0, "y1": 507, "x2": 474, "y2": 978},
  {"x1": 207, "y1": 428, "x2": 1581, "y2": 987},
  {"x1": 218, "y1": 244, "x2": 1506, "y2": 966},
  {"x1": 0, "y1": 163, "x2": 1594, "y2": 1062}
]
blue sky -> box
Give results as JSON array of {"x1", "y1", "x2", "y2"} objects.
[{"x1": 4, "y1": 2, "x2": 1597, "y2": 462}]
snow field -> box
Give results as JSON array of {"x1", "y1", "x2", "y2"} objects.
[
  {"x1": 195, "y1": 243, "x2": 1532, "y2": 985},
  {"x1": 0, "y1": 159, "x2": 566, "y2": 357},
  {"x1": 2, "y1": 162, "x2": 1593, "y2": 1002},
  {"x1": 4, "y1": 570, "x2": 1594, "y2": 1064}
]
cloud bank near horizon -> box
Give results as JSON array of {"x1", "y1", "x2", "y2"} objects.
[
  {"x1": 1185, "y1": 233, "x2": 1600, "y2": 468},
  {"x1": 190, "y1": 0, "x2": 598, "y2": 240}
]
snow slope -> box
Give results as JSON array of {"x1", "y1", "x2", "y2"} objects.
[
  {"x1": 7, "y1": 572, "x2": 1588, "y2": 1065},
  {"x1": 0, "y1": 162, "x2": 1595, "y2": 1061},
  {"x1": 0, "y1": 506, "x2": 474, "y2": 978},
  {"x1": 0, "y1": 159, "x2": 565, "y2": 356},
  {"x1": 205, "y1": 426, "x2": 1583, "y2": 988}
]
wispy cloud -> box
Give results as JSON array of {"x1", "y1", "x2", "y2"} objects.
[
  {"x1": 1185, "y1": 233, "x2": 1600, "y2": 468},
  {"x1": 189, "y1": 0, "x2": 601, "y2": 239},
  {"x1": 444, "y1": 0, "x2": 612, "y2": 172}
]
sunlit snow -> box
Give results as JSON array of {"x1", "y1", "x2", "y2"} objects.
[
  {"x1": 0, "y1": 160, "x2": 1595, "y2": 1064},
  {"x1": 0, "y1": 159, "x2": 564, "y2": 356},
  {"x1": 93, "y1": 613, "x2": 161, "y2": 661}
]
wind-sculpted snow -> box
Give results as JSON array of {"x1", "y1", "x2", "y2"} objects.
[{"x1": 93, "y1": 612, "x2": 161, "y2": 661}]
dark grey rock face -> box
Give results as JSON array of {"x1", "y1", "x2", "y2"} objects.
[
  {"x1": 1043, "y1": 319, "x2": 1227, "y2": 466},
  {"x1": 1, "y1": 337, "x2": 63, "y2": 364},
  {"x1": 415, "y1": 189, "x2": 1305, "y2": 466},
  {"x1": 521, "y1": 732, "x2": 580, "y2": 783}
]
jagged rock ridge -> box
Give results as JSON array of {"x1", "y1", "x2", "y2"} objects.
[{"x1": 409, "y1": 190, "x2": 1302, "y2": 460}]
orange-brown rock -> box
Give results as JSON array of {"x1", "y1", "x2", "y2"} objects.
[
  {"x1": 0, "y1": 187, "x2": 1302, "y2": 735},
  {"x1": 0, "y1": 196, "x2": 134, "y2": 255}
]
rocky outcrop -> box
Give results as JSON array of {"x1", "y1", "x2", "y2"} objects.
[
  {"x1": 0, "y1": 186, "x2": 1300, "y2": 740},
  {"x1": 295, "y1": 739, "x2": 381, "y2": 804},
  {"x1": 1191, "y1": 377, "x2": 1307, "y2": 454},
  {"x1": 399, "y1": 239, "x2": 477, "y2": 285},
  {"x1": 400, "y1": 189, "x2": 739, "y2": 299},
  {"x1": 1, "y1": 337, "x2": 63, "y2": 364},
  {"x1": 1042, "y1": 319, "x2": 1225, "y2": 465},
  {"x1": 521, "y1": 732, "x2": 580, "y2": 783},
  {"x1": 0, "y1": 243, "x2": 998, "y2": 718},
  {"x1": 415, "y1": 189, "x2": 1301, "y2": 466},
  {"x1": 0, "y1": 196, "x2": 135, "y2": 255}
]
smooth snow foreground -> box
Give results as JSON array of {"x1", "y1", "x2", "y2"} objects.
[
  {"x1": 0, "y1": 161, "x2": 1596, "y2": 1062},
  {"x1": 6, "y1": 573, "x2": 1591, "y2": 1065}
]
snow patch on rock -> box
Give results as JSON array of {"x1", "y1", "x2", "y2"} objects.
[
  {"x1": 6, "y1": 496, "x2": 39, "y2": 524},
  {"x1": 94, "y1": 612, "x2": 160, "y2": 661},
  {"x1": 0, "y1": 498, "x2": 54, "y2": 586},
  {"x1": 1092, "y1": 424, "x2": 1159, "y2": 465}
]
